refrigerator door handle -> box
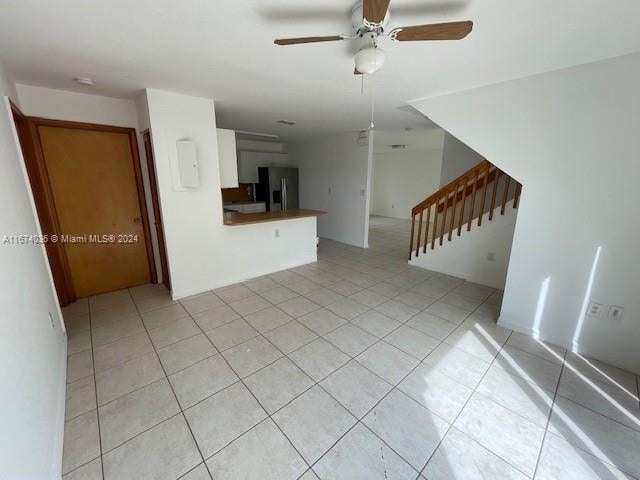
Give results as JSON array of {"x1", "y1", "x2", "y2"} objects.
[{"x1": 281, "y1": 178, "x2": 287, "y2": 210}]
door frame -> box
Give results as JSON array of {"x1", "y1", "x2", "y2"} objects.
[
  {"x1": 142, "y1": 130, "x2": 171, "y2": 290},
  {"x1": 10, "y1": 103, "x2": 74, "y2": 305},
  {"x1": 15, "y1": 114, "x2": 157, "y2": 305}
]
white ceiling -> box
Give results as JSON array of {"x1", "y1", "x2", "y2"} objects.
[{"x1": 1, "y1": 0, "x2": 639, "y2": 140}]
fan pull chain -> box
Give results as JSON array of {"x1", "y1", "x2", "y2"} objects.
[{"x1": 369, "y1": 72, "x2": 376, "y2": 130}]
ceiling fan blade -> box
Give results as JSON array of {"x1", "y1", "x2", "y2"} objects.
[
  {"x1": 274, "y1": 35, "x2": 343, "y2": 45},
  {"x1": 363, "y1": 0, "x2": 391, "y2": 23},
  {"x1": 392, "y1": 21, "x2": 473, "y2": 41}
]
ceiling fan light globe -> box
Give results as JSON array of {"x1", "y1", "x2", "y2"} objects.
[{"x1": 354, "y1": 46, "x2": 385, "y2": 74}]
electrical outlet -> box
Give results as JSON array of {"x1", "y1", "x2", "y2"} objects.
[
  {"x1": 587, "y1": 302, "x2": 603, "y2": 317},
  {"x1": 48, "y1": 312, "x2": 55, "y2": 329},
  {"x1": 274, "y1": 229, "x2": 280, "y2": 238},
  {"x1": 608, "y1": 305, "x2": 624, "y2": 321},
  {"x1": 487, "y1": 252, "x2": 496, "y2": 261}
]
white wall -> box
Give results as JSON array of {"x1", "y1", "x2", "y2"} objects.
[
  {"x1": 145, "y1": 89, "x2": 317, "y2": 299},
  {"x1": 289, "y1": 132, "x2": 373, "y2": 247},
  {"x1": 0, "y1": 64, "x2": 67, "y2": 479},
  {"x1": 440, "y1": 132, "x2": 485, "y2": 186},
  {"x1": 410, "y1": 202, "x2": 518, "y2": 289},
  {"x1": 371, "y1": 149, "x2": 442, "y2": 219},
  {"x1": 0, "y1": 64, "x2": 18, "y2": 102},
  {"x1": 16, "y1": 84, "x2": 164, "y2": 284},
  {"x1": 16, "y1": 84, "x2": 139, "y2": 128},
  {"x1": 411, "y1": 53, "x2": 640, "y2": 374}
]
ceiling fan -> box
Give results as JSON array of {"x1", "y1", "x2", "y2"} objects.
[{"x1": 274, "y1": 0, "x2": 473, "y2": 75}]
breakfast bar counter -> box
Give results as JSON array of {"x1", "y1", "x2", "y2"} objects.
[{"x1": 223, "y1": 209, "x2": 326, "y2": 226}]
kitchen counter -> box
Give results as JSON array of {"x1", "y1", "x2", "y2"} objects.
[
  {"x1": 224, "y1": 209, "x2": 326, "y2": 226},
  {"x1": 224, "y1": 201, "x2": 266, "y2": 214}
]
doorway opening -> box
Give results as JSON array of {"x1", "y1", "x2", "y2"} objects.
[
  {"x1": 11, "y1": 104, "x2": 161, "y2": 306},
  {"x1": 142, "y1": 130, "x2": 170, "y2": 291}
]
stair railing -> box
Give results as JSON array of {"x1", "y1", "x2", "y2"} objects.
[{"x1": 409, "y1": 160, "x2": 522, "y2": 259}]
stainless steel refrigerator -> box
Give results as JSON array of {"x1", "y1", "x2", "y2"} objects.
[{"x1": 256, "y1": 167, "x2": 299, "y2": 212}]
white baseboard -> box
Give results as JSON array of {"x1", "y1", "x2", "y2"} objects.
[
  {"x1": 497, "y1": 317, "x2": 538, "y2": 337},
  {"x1": 498, "y1": 315, "x2": 570, "y2": 356},
  {"x1": 320, "y1": 234, "x2": 367, "y2": 249},
  {"x1": 51, "y1": 335, "x2": 67, "y2": 479},
  {"x1": 409, "y1": 260, "x2": 503, "y2": 290},
  {"x1": 172, "y1": 255, "x2": 318, "y2": 301}
]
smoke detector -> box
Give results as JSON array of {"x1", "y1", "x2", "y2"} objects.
[
  {"x1": 357, "y1": 130, "x2": 369, "y2": 146},
  {"x1": 74, "y1": 77, "x2": 95, "y2": 86}
]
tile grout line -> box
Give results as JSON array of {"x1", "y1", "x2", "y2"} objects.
[
  {"x1": 305, "y1": 297, "x2": 472, "y2": 477},
  {"x1": 553, "y1": 387, "x2": 640, "y2": 434},
  {"x1": 424, "y1": 329, "x2": 539, "y2": 479},
  {"x1": 181, "y1": 302, "x2": 316, "y2": 476},
  {"x1": 532, "y1": 369, "x2": 640, "y2": 478},
  {"x1": 88, "y1": 296, "x2": 105, "y2": 480},
  {"x1": 61, "y1": 300, "x2": 101, "y2": 478},
  {"x1": 175, "y1": 276, "x2": 456, "y2": 477},
  {"x1": 298, "y1": 283, "x2": 489, "y2": 477},
  {"x1": 106, "y1": 268, "x2": 638, "y2": 480},
  {"x1": 65, "y1": 237, "x2": 508, "y2": 478},
  {"x1": 127, "y1": 290, "x2": 210, "y2": 477},
  {"x1": 412, "y1": 300, "x2": 530, "y2": 478},
  {"x1": 531, "y1": 347, "x2": 569, "y2": 479}
]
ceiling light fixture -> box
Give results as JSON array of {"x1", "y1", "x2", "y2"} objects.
[
  {"x1": 235, "y1": 130, "x2": 280, "y2": 139},
  {"x1": 73, "y1": 77, "x2": 95, "y2": 86},
  {"x1": 354, "y1": 45, "x2": 385, "y2": 75}
]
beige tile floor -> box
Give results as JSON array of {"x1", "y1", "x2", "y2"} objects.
[{"x1": 61, "y1": 215, "x2": 640, "y2": 480}]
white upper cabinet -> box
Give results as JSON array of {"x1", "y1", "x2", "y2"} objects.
[
  {"x1": 237, "y1": 151, "x2": 290, "y2": 184},
  {"x1": 216, "y1": 128, "x2": 238, "y2": 188}
]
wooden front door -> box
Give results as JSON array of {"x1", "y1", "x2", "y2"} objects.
[{"x1": 37, "y1": 124, "x2": 151, "y2": 297}]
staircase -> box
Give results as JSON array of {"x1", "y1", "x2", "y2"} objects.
[{"x1": 409, "y1": 160, "x2": 522, "y2": 260}]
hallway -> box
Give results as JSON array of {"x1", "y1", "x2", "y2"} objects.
[
  {"x1": 368, "y1": 215, "x2": 412, "y2": 259},
  {"x1": 62, "y1": 217, "x2": 640, "y2": 480}
]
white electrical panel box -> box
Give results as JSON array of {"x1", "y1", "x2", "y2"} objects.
[{"x1": 176, "y1": 140, "x2": 199, "y2": 188}]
